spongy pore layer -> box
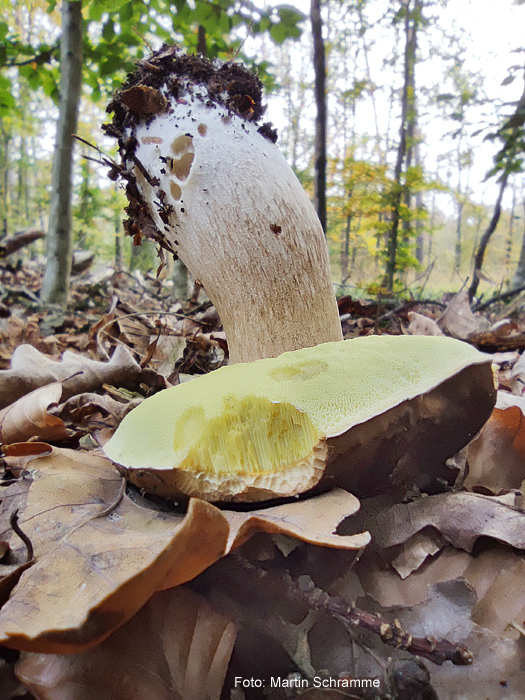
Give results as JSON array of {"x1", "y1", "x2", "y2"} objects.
[
  {"x1": 103, "y1": 335, "x2": 491, "y2": 482},
  {"x1": 173, "y1": 397, "x2": 320, "y2": 476}
]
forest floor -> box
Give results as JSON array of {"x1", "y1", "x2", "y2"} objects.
[{"x1": 3, "y1": 256, "x2": 525, "y2": 699}]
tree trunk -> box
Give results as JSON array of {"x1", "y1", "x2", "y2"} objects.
[
  {"x1": 469, "y1": 74, "x2": 525, "y2": 300},
  {"x1": 40, "y1": 1, "x2": 83, "y2": 307},
  {"x1": 340, "y1": 212, "x2": 351, "y2": 284},
  {"x1": 505, "y1": 178, "x2": 516, "y2": 273},
  {"x1": 384, "y1": 0, "x2": 421, "y2": 291},
  {"x1": 511, "y1": 191, "x2": 525, "y2": 289},
  {"x1": 172, "y1": 257, "x2": 190, "y2": 300},
  {"x1": 197, "y1": 25, "x2": 207, "y2": 56},
  {"x1": 454, "y1": 199, "x2": 464, "y2": 270},
  {"x1": 468, "y1": 173, "x2": 509, "y2": 301},
  {"x1": 0, "y1": 121, "x2": 10, "y2": 238},
  {"x1": 311, "y1": 0, "x2": 327, "y2": 233}
]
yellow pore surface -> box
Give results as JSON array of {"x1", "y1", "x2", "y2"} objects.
[{"x1": 104, "y1": 335, "x2": 490, "y2": 477}]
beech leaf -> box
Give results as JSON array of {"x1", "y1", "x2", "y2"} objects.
[
  {"x1": 0, "y1": 383, "x2": 69, "y2": 445},
  {"x1": 0, "y1": 449, "x2": 229, "y2": 653},
  {"x1": 225, "y1": 489, "x2": 369, "y2": 552},
  {"x1": 0, "y1": 449, "x2": 368, "y2": 653},
  {"x1": 341, "y1": 491, "x2": 525, "y2": 552},
  {"x1": 438, "y1": 290, "x2": 486, "y2": 340},
  {"x1": 16, "y1": 587, "x2": 236, "y2": 700},
  {"x1": 466, "y1": 394, "x2": 525, "y2": 492},
  {"x1": 0, "y1": 344, "x2": 145, "y2": 409}
]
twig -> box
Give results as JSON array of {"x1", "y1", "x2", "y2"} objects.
[
  {"x1": 10, "y1": 510, "x2": 34, "y2": 563},
  {"x1": 377, "y1": 298, "x2": 446, "y2": 323},
  {"x1": 474, "y1": 283, "x2": 525, "y2": 312},
  {"x1": 234, "y1": 555, "x2": 473, "y2": 667}
]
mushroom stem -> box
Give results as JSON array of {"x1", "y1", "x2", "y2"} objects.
[{"x1": 105, "y1": 48, "x2": 342, "y2": 364}]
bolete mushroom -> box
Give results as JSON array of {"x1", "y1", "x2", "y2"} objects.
[
  {"x1": 104, "y1": 46, "x2": 342, "y2": 365},
  {"x1": 103, "y1": 47, "x2": 496, "y2": 502},
  {"x1": 104, "y1": 335, "x2": 495, "y2": 502}
]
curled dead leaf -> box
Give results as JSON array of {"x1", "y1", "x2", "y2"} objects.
[
  {"x1": 340, "y1": 491, "x2": 525, "y2": 553},
  {"x1": 439, "y1": 290, "x2": 486, "y2": 340},
  {"x1": 407, "y1": 311, "x2": 444, "y2": 337},
  {"x1": 0, "y1": 449, "x2": 367, "y2": 653},
  {"x1": 0, "y1": 344, "x2": 145, "y2": 409},
  {"x1": 16, "y1": 587, "x2": 236, "y2": 700},
  {"x1": 466, "y1": 393, "x2": 525, "y2": 492},
  {"x1": 0, "y1": 383, "x2": 69, "y2": 445}
]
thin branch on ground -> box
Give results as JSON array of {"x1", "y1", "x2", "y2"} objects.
[{"x1": 234, "y1": 555, "x2": 473, "y2": 667}]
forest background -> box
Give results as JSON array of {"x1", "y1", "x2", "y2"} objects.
[{"x1": 1, "y1": 0, "x2": 525, "y2": 306}]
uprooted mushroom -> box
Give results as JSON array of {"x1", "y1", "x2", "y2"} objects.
[{"x1": 103, "y1": 46, "x2": 496, "y2": 502}]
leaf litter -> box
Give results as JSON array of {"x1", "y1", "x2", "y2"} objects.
[{"x1": 3, "y1": 264, "x2": 525, "y2": 697}]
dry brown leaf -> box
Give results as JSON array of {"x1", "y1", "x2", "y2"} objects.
[
  {"x1": 466, "y1": 394, "x2": 525, "y2": 492},
  {"x1": 225, "y1": 489, "x2": 370, "y2": 552},
  {"x1": 56, "y1": 392, "x2": 142, "y2": 432},
  {"x1": 341, "y1": 491, "x2": 525, "y2": 553},
  {"x1": 510, "y1": 351, "x2": 525, "y2": 396},
  {"x1": 0, "y1": 449, "x2": 228, "y2": 653},
  {"x1": 0, "y1": 344, "x2": 144, "y2": 409},
  {"x1": 331, "y1": 542, "x2": 525, "y2": 698},
  {"x1": 16, "y1": 587, "x2": 236, "y2": 700},
  {"x1": 389, "y1": 529, "x2": 447, "y2": 579},
  {"x1": 0, "y1": 384, "x2": 69, "y2": 445},
  {"x1": 439, "y1": 290, "x2": 485, "y2": 340},
  {"x1": 0, "y1": 449, "x2": 367, "y2": 653},
  {"x1": 407, "y1": 311, "x2": 445, "y2": 336},
  {"x1": 0, "y1": 476, "x2": 33, "y2": 606}
]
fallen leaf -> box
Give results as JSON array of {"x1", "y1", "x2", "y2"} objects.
[
  {"x1": 0, "y1": 344, "x2": 145, "y2": 409},
  {"x1": 226, "y1": 490, "x2": 368, "y2": 552},
  {"x1": 439, "y1": 290, "x2": 485, "y2": 339},
  {"x1": 0, "y1": 449, "x2": 368, "y2": 653},
  {"x1": 333, "y1": 542, "x2": 525, "y2": 698},
  {"x1": 0, "y1": 476, "x2": 33, "y2": 605},
  {"x1": 465, "y1": 394, "x2": 525, "y2": 492},
  {"x1": 0, "y1": 384, "x2": 69, "y2": 445},
  {"x1": 407, "y1": 311, "x2": 444, "y2": 336},
  {"x1": 489, "y1": 319, "x2": 518, "y2": 337},
  {"x1": 0, "y1": 449, "x2": 228, "y2": 653},
  {"x1": 389, "y1": 528, "x2": 447, "y2": 579},
  {"x1": 510, "y1": 350, "x2": 525, "y2": 396},
  {"x1": 340, "y1": 491, "x2": 525, "y2": 553},
  {"x1": 16, "y1": 587, "x2": 236, "y2": 700}
]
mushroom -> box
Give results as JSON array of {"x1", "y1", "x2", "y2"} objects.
[
  {"x1": 104, "y1": 47, "x2": 342, "y2": 365},
  {"x1": 104, "y1": 334, "x2": 495, "y2": 502},
  {"x1": 103, "y1": 47, "x2": 496, "y2": 502}
]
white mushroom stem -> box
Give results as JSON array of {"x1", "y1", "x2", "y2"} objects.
[{"x1": 120, "y1": 76, "x2": 342, "y2": 363}]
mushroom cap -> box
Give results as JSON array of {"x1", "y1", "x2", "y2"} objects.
[{"x1": 103, "y1": 336, "x2": 496, "y2": 502}]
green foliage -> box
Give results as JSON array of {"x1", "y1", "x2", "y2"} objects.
[
  {"x1": 327, "y1": 154, "x2": 443, "y2": 289},
  {"x1": 485, "y1": 85, "x2": 525, "y2": 181}
]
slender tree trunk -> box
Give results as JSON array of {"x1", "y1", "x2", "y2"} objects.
[
  {"x1": 197, "y1": 25, "x2": 207, "y2": 56},
  {"x1": 511, "y1": 191, "x2": 525, "y2": 288},
  {"x1": 40, "y1": 1, "x2": 83, "y2": 307},
  {"x1": 468, "y1": 173, "x2": 509, "y2": 301},
  {"x1": 469, "y1": 74, "x2": 525, "y2": 300},
  {"x1": 311, "y1": 0, "x2": 327, "y2": 233},
  {"x1": 385, "y1": 0, "x2": 415, "y2": 292},
  {"x1": 340, "y1": 212, "x2": 351, "y2": 284},
  {"x1": 0, "y1": 121, "x2": 9, "y2": 238},
  {"x1": 505, "y1": 178, "x2": 516, "y2": 273},
  {"x1": 454, "y1": 199, "x2": 464, "y2": 270},
  {"x1": 172, "y1": 257, "x2": 190, "y2": 300},
  {"x1": 401, "y1": 5, "x2": 418, "y2": 253}
]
